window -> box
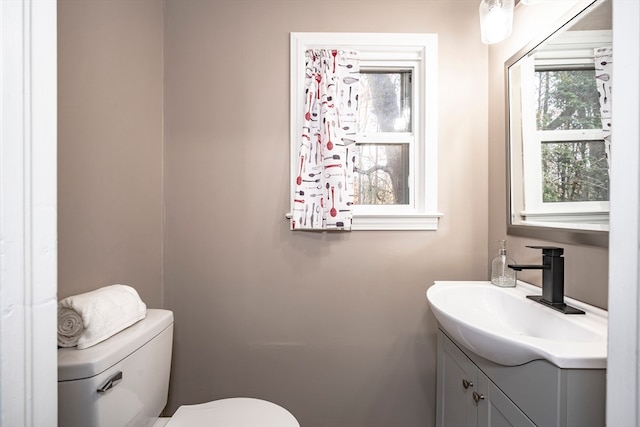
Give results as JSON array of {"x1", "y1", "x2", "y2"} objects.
[
  {"x1": 535, "y1": 69, "x2": 609, "y2": 203},
  {"x1": 518, "y1": 30, "x2": 611, "y2": 225},
  {"x1": 354, "y1": 71, "x2": 412, "y2": 206},
  {"x1": 290, "y1": 33, "x2": 440, "y2": 230}
]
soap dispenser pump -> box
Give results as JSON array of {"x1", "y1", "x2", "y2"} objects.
[{"x1": 491, "y1": 240, "x2": 516, "y2": 287}]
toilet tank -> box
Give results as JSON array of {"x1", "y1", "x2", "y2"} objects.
[{"x1": 58, "y1": 309, "x2": 174, "y2": 427}]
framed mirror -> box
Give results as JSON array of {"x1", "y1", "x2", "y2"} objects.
[{"x1": 506, "y1": 0, "x2": 611, "y2": 247}]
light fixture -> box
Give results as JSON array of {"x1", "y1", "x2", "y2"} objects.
[{"x1": 479, "y1": 0, "x2": 515, "y2": 44}]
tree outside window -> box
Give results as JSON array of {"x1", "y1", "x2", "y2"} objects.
[{"x1": 534, "y1": 69, "x2": 609, "y2": 203}]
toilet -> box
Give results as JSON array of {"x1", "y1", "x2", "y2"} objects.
[{"x1": 58, "y1": 309, "x2": 300, "y2": 427}]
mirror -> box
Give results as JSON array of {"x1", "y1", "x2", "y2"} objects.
[{"x1": 506, "y1": 0, "x2": 611, "y2": 247}]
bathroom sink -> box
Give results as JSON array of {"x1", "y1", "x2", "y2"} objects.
[{"x1": 426, "y1": 281, "x2": 607, "y2": 369}]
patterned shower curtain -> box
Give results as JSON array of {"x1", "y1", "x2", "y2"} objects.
[
  {"x1": 595, "y1": 47, "x2": 612, "y2": 173},
  {"x1": 291, "y1": 49, "x2": 360, "y2": 231}
]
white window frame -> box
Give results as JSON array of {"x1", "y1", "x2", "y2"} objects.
[
  {"x1": 289, "y1": 32, "x2": 441, "y2": 230},
  {"x1": 518, "y1": 30, "x2": 611, "y2": 226}
]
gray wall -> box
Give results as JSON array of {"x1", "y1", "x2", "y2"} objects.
[
  {"x1": 162, "y1": 1, "x2": 487, "y2": 425},
  {"x1": 58, "y1": 0, "x2": 165, "y2": 307},
  {"x1": 487, "y1": 0, "x2": 609, "y2": 310}
]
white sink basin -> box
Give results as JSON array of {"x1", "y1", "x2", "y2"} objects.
[{"x1": 426, "y1": 281, "x2": 607, "y2": 369}]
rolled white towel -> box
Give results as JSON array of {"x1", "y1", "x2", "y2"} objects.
[
  {"x1": 57, "y1": 284, "x2": 147, "y2": 349},
  {"x1": 57, "y1": 306, "x2": 84, "y2": 348}
]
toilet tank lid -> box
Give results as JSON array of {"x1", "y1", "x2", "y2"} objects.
[{"x1": 58, "y1": 309, "x2": 174, "y2": 382}]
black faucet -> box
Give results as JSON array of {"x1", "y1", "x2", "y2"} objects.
[{"x1": 508, "y1": 246, "x2": 585, "y2": 315}]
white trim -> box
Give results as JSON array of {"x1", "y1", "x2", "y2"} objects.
[
  {"x1": 534, "y1": 29, "x2": 612, "y2": 67},
  {"x1": 289, "y1": 32, "x2": 440, "y2": 230},
  {"x1": 607, "y1": 0, "x2": 640, "y2": 425},
  {"x1": 351, "y1": 213, "x2": 443, "y2": 231},
  {"x1": 519, "y1": 210, "x2": 608, "y2": 223},
  {"x1": 1, "y1": 1, "x2": 58, "y2": 425}
]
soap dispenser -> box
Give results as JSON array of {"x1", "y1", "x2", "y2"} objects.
[{"x1": 491, "y1": 240, "x2": 516, "y2": 287}]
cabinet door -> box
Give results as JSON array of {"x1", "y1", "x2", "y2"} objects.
[
  {"x1": 437, "y1": 331, "x2": 478, "y2": 427},
  {"x1": 477, "y1": 372, "x2": 536, "y2": 427}
]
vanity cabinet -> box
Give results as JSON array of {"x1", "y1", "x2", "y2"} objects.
[
  {"x1": 436, "y1": 329, "x2": 605, "y2": 427},
  {"x1": 437, "y1": 329, "x2": 534, "y2": 426}
]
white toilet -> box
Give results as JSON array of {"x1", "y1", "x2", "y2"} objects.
[{"x1": 58, "y1": 309, "x2": 300, "y2": 427}]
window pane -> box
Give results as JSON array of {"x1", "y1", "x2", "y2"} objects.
[
  {"x1": 541, "y1": 140, "x2": 609, "y2": 202},
  {"x1": 357, "y1": 71, "x2": 412, "y2": 133},
  {"x1": 534, "y1": 69, "x2": 601, "y2": 131},
  {"x1": 353, "y1": 144, "x2": 409, "y2": 205}
]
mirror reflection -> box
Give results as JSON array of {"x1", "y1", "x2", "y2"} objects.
[{"x1": 507, "y1": 0, "x2": 612, "y2": 239}]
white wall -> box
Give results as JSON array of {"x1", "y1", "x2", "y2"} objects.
[{"x1": 606, "y1": 0, "x2": 640, "y2": 424}]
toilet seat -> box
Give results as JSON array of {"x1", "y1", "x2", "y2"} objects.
[{"x1": 164, "y1": 397, "x2": 300, "y2": 427}]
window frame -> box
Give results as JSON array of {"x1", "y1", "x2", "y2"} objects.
[
  {"x1": 518, "y1": 30, "x2": 611, "y2": 226},
  {"x1": 289, "y1": 32, "x2": 441, "y2": 230},
  {"x1": 523, "y1": 129, "x2": 609, "y2": 223}
]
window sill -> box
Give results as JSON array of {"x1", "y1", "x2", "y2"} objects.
[
  {"x1": 519, "y1": 210, "x2": 609, "y2": 224},
  {"x1": 285, "y1": 212, "x2": 443, "y2": 230}
]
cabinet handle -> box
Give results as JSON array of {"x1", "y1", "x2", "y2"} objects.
[
  {"x1": 462, "y1": 379, "x2": 473, "y2": 389},
  {"x1": 472, "y1": 391, "x2": 485, "y2": 403}
]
